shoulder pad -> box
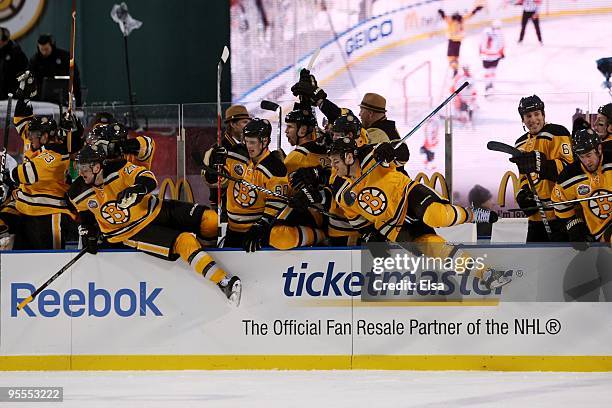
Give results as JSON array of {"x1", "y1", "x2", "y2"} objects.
[
  {"x1": 67, "y1": 177, "x2": 93, "y2": 201},
  {"x1": 556, "y1": 161, "x2": 585, "y2": 185},
  {"x1": 300, "y1": 141, "x2": 328, "y2": 154},
  {"x1": 515, "y1": 132, "x2": 529, "y2": 148},
  {"x1": 542, "y1": 123, "x2": 571, "y2": 137},
  {"x1": 103, "y1": 159, "x2": 127, "y2": 176},
  {"x1": 259, "y1": 153, "x2": 287, "y2": 178}
]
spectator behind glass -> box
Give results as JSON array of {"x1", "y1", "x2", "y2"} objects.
[
  {"x1": 0, "y1": 27, "x2": 28, "y2": 99},
  {"x1": 28, "y1": 33, "x2": 82, "y2": 106}
]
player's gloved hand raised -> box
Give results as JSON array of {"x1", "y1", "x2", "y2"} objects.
[
  {"x1": 515, "y1": 187, "x2": 538, "y2": 216},
  {"x1": 15, "y1": 71, "x2": 37, "y2": 100},
  {"x1": 78, "y1": 224, "x2": 99, "y2": 254},
  {"x1": 288, "y1": 185, "x2": 323, "y2": 210},
  {"x1": 60, "y1": 112, "x2": 84, "y2": 140},
  {"x1": 290, "y1": 69, "x2": 326, "y2": 106},
  {"x1": 242, "y1": 218, "x2": 271, "y2": 253},
  {"x1": 116, "y1": 184, "x2": 147, "y2": 209},
  {"x1": 290, "y1": 166, "x2": 323, "y2": 189},
  {"x1": 210, "y1": 145, "x2": 227, "y2": 167},
  {"x1": 510, "y1": 151, "x2": 544, "y2": 174},
  {"x1": 373, "y1": 142, "x2": 397, "y2": 163}
]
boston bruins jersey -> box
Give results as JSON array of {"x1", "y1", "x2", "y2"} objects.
[
  {"x1": 331, "y1": 146, "x2": 419, "y2": 241},
  {"x1": 222, "y1": 147, "x2": 288, "y2": 233},
  {"x1": 553, "y1": 149, "x2": 612, "y2": 240},
  {"x1": 125, "y1": 135, "x2": 155, "y2": 170},
  {"x1": 515, "y1": 123, "x2": 573, "y2": 222},
  {"x1": 327, "y1": 171, "x2": 367, "y2": 240},
  {"x1": 68, "y1": 160, "x2": 161, "y2": 243},
  {"x1": 284, "y1": 141, "x2": 330, "y2": 175},
  {"x1": 11, "y1": 144, "x2": 75, "y2": 218}
]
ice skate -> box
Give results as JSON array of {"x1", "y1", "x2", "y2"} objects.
[{"x1": 218, "y1": 275, "x2": 242, "y2": 307}]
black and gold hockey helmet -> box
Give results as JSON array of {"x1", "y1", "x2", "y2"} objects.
[
  {"x1": 518, "y1": 95, "x2": 545, "y2": 118},
  {"x1": 572, "y1": 128, "x2": 601, "y2": 155},
  {"x1": 28, "y1": 115, "x2": 57, "y2": 138},
  {"x1": 331, "y1": 112, "x2": 362, "y2": 139},
  {"x1": 243, "y1": 118, "x2": 272, "y2": 143}
]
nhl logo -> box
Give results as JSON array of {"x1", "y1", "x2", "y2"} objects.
[
  {"x1": 88, "y1": 199, "x2": 98, "y2": 209},
  {"x1": 577, "y1": 184, "x2": 590, "y2": 196},
  {"x1": 234, "y1": 164, "x2": 244, "y2": 176}
]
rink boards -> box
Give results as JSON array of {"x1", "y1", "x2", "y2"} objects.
[{"x1": 1, "y1": 245, "x2": 612, "y2": 372}]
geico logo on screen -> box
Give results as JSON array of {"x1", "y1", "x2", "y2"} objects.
[
  {"x1": 282, "y1": 262, "x2": 510, "y2": 297},
  {"x1": 345, "y1": 20, "x2": 392, "y2": 56},
  {"x1": 10, "y1": 282, "x2": 163, "y2": 318}
]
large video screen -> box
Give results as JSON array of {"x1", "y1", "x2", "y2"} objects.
[{"x1": 230, "y1": 0, "x2": 611, "y2": 206}]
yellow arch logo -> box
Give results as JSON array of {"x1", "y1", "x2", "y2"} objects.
[
  {"x1": 414, "y1": 172, "x2": 448, "y2": 199},
  {"x1": 158, "y1": 178, "x2": 194, "y2": 202},
  {"x1": 497, "y1": 171, "x2": 520, "y2": 207}
]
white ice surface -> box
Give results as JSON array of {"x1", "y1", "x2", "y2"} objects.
[{"x1": 1, "y1": 370, "x2": 612, "y2": 407}]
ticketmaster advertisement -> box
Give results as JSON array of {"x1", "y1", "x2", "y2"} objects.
[{"x1": 1, "y1": 246, "x2": 612, "y2": 370}]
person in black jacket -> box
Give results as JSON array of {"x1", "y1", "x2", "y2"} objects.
[
  {"x1": 28, "y1": 33, "x2": 82, "y2": 106},
  {"x1": 0, "y1": 27, "x2": 28, "y2": 99}
]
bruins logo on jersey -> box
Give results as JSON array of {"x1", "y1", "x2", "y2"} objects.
[
  {"x1": 358, "y1": 187, "x2": 388, "y2": 216},
  {"x1": 588, "y1": 190, "x2": 612, "y2": 220},
  {"x1": 234, "y1": 164, "x2": 244, "y2": 176},
  {"x1": 100, "y1": 202, "x2": 131, "y2": 224},
  {"x1": 233, "y1": 182, "x2": 257, "y2": 208}
]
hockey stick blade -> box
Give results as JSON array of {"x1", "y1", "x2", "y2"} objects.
[
  {"x1": 221, "y1": 46, "x2": 230, "y2": 63},
  {"x1": 307, "y1": 47, "x2": 320, "y2": 70},
  {"x1": 487, "y1": 141, "x2": 521, "y2": 157},
  {"x1": 261, "y1": 100, "x2": 279, "y2": 111}
]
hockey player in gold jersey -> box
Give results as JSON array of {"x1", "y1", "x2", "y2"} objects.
[
  {"x1": 3, "y1": 115, "x2": 80, "y2": 249},
  {"x1": 324, "y1": 137, "x2": 508, "y2": 289},
  {"x1": 553, "y1": 128, "x2": 612, "y2": 244},
  {"x1": 68, "y1": 145, "x2": 241, "y2": 306},
  {"x1": 510, "y1": 95, "x2": 573, "y2": 242},
  {"x1": 278, "y1": 107, "x2": 327, "y2": 248}
]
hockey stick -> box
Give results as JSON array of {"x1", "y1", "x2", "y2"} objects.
[
  {"x1": 216, "y1": 45, "x2": 230, "y2": 245},
  {"x1": 1, "y1": 93, "x2": 12, "y2": 173},
  {"x1": 67, "y1": 0, "x2": 77, "y2": 153},
  {"x1": 507, "y1": 192, "x2": 612, "y2": 213},
  {"x1": 202, "y1": 163, "x2": 331, "y2": 217},
  {"x1": 16, "y1": 248, "x2": 87, "y2": 312},
  {"x1": 260, "y1": 100, "x2": 282, "y2": 150},
  {"x1": 343, "y1": 82, "x2": 469, "y2": 205},
  {"x1": 487, "y1": 140, "x2": 553, "y2": 239}
]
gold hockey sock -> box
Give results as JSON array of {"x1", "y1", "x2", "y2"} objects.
[
  {"x1": 422, "y1": 202, "x2": 471, "y2": 228},
  {"x1": 269, "y1": 225, "x2": 326, "y2": 250},
  {"x1": 173, "y1": 232, "x2": 227, "y2": 283}
]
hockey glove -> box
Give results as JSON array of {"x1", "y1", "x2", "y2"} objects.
[
  {"x1": 210, "y1": 145, "x2": 228, "y2": 167},
  {"x1": 116, "y1": 184, "x2": 148, "y2": 209},
  {"x1": 373, "y1": 142, "x2": 397, "y2": 163},
  {"x1": 242, "y1": 218, "x2": 272, "y2": 253},
  {"x1": 288, "y1": 185, "x2": 323, "y2": 210},
  {"x1": 515, "y1": 187, "x2": 539, "y2": 216},
  {"x1": 78, "y1": 224, "x2": 100, "y2": 255},
  {"x1": 509, "y1": 151, "x2": 541, "y2": 174},
  {"x1": 566, "y1": 217, "x2": 594, "y2": 251},
  {"x1": 15, "y1": 71, "x2": 37, "y2": 100},
  {"x1": 59, "y1": 112, "x2": 84, "y2": 141},
  {"x1": 290, "y1": 166, "x2": 324, "y2": 189}
]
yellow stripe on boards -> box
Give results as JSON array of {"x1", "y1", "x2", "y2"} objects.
[{"x1": 2, "y1": 355, "x2": 612, "y2": 371}]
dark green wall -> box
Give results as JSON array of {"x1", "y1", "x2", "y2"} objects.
[{"x1": 15, "y1": 0, "x2": 230, "y2": 105}]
